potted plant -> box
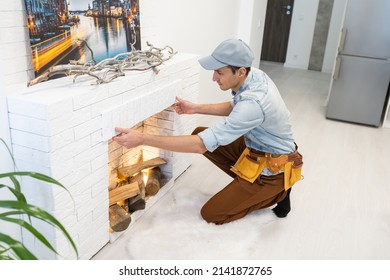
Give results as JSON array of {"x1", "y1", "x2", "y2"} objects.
[{"x1": 0, "y1": 138, "x2": 78, "y2": 260}]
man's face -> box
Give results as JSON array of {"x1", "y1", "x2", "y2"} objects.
[{"x1": 212, "y1": 66, "x2": 244, "y2": 92}]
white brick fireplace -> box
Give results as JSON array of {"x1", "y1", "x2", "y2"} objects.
[{"x1": 6, "y1": 53, "x2": 200, "y2": 260}]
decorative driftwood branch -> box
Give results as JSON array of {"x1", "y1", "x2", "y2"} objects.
[{"x1": 27, "y1": 40, "x2": 177, "y2": 87}]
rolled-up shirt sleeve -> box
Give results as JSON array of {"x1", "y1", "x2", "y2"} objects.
[{"x1": 198, "y1": 98, "x2": 264, "y2": 152}]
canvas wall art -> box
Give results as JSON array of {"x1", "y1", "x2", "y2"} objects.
[{"x1": 24, "y1": 0, "x2": 141, "y2": 76}]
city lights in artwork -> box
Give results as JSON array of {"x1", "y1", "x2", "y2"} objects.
[{"x1": 25, "y1": 1, "x2": 141, "y2": 75}]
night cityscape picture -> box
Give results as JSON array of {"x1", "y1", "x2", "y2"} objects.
[{"x1": 24, "y1": 0, "x2": 141, "y2": 76}]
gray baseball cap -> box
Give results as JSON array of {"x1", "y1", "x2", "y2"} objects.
[{"x1": 199, "y1": 39, "x2": 254, "y2": 70}]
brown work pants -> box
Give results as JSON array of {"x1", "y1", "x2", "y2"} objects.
[{"x1": 193, "y1": 127, "x2": 288, "y2": 225}]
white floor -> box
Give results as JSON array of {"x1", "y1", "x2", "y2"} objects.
[{"x1": 92, "y1": 62, "x2": 390, "y2": 260}]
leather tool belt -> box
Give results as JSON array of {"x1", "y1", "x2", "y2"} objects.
[{"x1": 230, "y1": 145, "x2": 303, "y2": 190}]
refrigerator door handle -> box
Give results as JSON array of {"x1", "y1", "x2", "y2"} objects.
[
  {"x1": 333, "y1": 57, "x2": 341, "y2": 80},
  {"x1": 338, "y1": 28, "x2": 347, "y2": 53}
]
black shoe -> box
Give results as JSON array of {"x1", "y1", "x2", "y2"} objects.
[{"x1": 272, "y1": 188, "x2": 291, "y2": 218}]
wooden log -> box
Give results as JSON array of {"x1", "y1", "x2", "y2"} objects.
[
  {"x1": 127, "y1": 194, "x2": 146, "y2": 212},
  {"x1": 128, "y1": 172, "x2": 146, "y2": 199},
  {"x1": 117, "y1": 157, "x2": 166, "y2": 179},
  {"x1": 109, "y1": 182, "x2": 140, "y2": 206},
  {"x1": 109, "y1": 204, "x2": 131, "y2": 232},
  {"x1": 125, "y1": 173, "x2": 146, "y2": 212},
  {"x1": 145, "y1": 167, "x2": 162, "y2": 197}
]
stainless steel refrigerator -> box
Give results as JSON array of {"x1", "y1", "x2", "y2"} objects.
[{"x1": 326, "y1": 0, "x2": 390, "y2": 127}]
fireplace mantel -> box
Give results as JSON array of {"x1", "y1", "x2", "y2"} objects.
[{"x1": 7, "y1": 53, "x2": 200, "y2": 259}]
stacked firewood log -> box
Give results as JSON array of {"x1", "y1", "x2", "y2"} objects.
[{"x1": 109, "y1": 157, "x2": 165, "y2": 232}]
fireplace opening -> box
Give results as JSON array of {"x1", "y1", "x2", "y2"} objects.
[{"x1": 107, "y1": 108, "x2": 174, "y2": 232}]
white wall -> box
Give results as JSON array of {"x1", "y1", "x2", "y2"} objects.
[
  {"x1": 0, "y1": 0, "x2": 28, "y2": 243},
  {"x1": 238, "y1": 0, "x2": 268, "y2": 69},
  {"x1": 0, "y1": 62, "x2": 22, "y2": 241},
  {"x1": 285, "y1": 0, "x2": 347, "y2": 73},
  {"x1": 140, "y1": 0, "x2": 265, "y2": 104},
  {"x1": 0, "y1": 1, "x2": 33, "y2": 83}
]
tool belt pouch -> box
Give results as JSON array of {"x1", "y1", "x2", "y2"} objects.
[
  {"x1": 283, "y1": 157, "x2": 303, "y2": 190},
  {"x1": 267, "y1": 154, "x2": 288, "y2": 173},
  {"x1": 230, "y1": 148, "x2": 266, "y2": 183}
]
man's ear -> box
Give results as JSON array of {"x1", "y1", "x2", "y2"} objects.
[{"x1": 238, "y1": 67, "x2": 247, "y2": 77}]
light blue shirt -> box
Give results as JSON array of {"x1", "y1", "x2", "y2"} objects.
[{"x1": 198, "y1": 68, "x2": 296, "y2": 175}]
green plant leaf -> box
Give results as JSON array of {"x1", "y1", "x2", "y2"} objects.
[
  {"x1": 0, "y1": 232, "x2": 37, "y2": 260},
  {"x1": 0, "y1": 210, "x2": 34, "y2": 231},
  {"x1": 0, "y1": 210, "x2": 24, "y2": 216},
  {"x1": 0, "y1": 171, "x2": 65, "y2": 188},
  {"x1": 9, "y1": 175, "x2": 21, "y2": 192},
  {"x1": 0, "y1": 216, "x2": 58, "y2": 255},
  {"x1": 1, "y1": 138, "x2": 78, "y2": 259},
  {"x1": 0, "y1": 201, "x2": 78, "y2": 257},
  {"x1": 0, "y1": 138, "x2": 16, "y2": 168},
  {"x1": 0, "y1": 184, "x2": 31, "y2": 224},
  {"x1": 0, "y1": 184, "x2": 27, "y2": 203},
  {"x1": 0, "y1": 171, "x2": 74, "y2": 203},
  {"x1": 0, "y1": 244, "x2": 15, "y2": 260},
  {"x1": 0, "y1": 210, "x2": 24, "y2": 218}
]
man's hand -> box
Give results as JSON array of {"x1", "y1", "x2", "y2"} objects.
[
  {"x1": 173, "y1": 97, "x2": 232, "y2": 116},
  {"x1": 112, "y1": 127, "x2": 143, "y2": 149},
  {"x1": 172, "y1": 96, "x2": 197, "y2": 115}
]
